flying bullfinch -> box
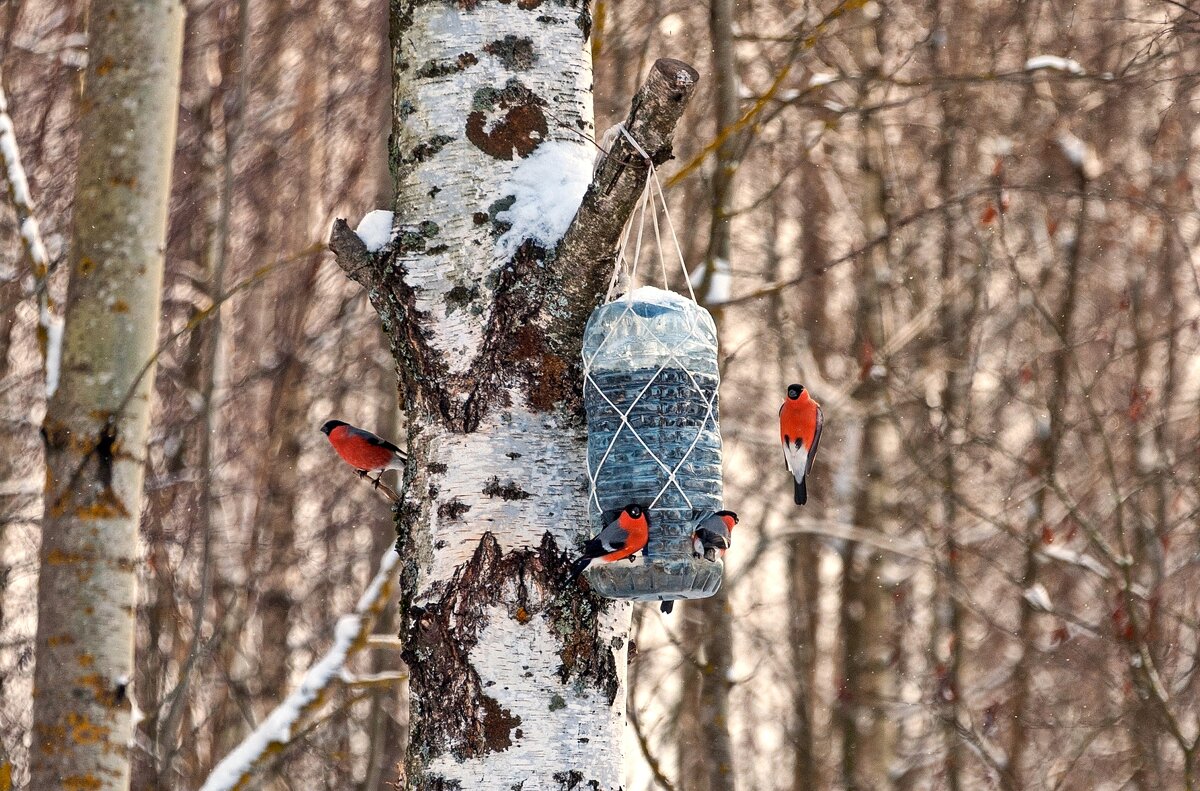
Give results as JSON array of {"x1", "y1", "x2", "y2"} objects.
[
  {"x1": 779, "y1": 383, "x2": 823, "y2": 505},
  {"x1": 320, "y1": 419, "x2": 407, "y2": 488},
  {"x1": 568, "y1": 504, "x2": 650, "y2": 584},
  {"x1": 693, "y1": 510, "x2": 739, "y2": 562}
]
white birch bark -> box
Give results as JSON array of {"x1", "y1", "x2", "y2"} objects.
[
  {"x1": 331, "y1": 5, "x2": 697, "y2": 788},
  {"x1": 29, "y1": 0, "x2": 184, "y2": 788}
]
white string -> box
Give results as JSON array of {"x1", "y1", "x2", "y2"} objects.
[{"x1": 582, "y1": 125, "x2": 721, "y2": 529}]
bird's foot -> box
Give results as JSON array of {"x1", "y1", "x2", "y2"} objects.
[
  {"x1": 370, "y1": 474, "x2": 382, "y2": 489},
  {"x1": 355, "y1": 469, "x2": 368, "y2": 479}
]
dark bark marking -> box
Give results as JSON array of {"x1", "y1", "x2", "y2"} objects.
[
  {"x1": 416, "y1": 52, "x2": 479, "y2": 78},
  {"x1": 402, "y1": 134, "x2": 456, "y2": 167},
  {"x1": 482, "y1": 477, "x2": 531, "y2": 501},
  {"x1": 402, "y1": 534, "x2": 619, "y2": 773},
  {"x1": 553, "y1": 770, "x2": 602, "y2": 790},
  {"x1": 437, "y1": 498, "x2": 471, "y2": 521},
  {"x1": 483, "y1": 36, "x2": 535, "y2": 70},
  {"x1": 465, "y1": 80, "x2": 548, "y2": 161},
  {"x1": 480, "y1": 694, "x2": 521, "y2": 751}
]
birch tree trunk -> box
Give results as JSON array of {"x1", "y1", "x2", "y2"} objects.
[
  {"x1": 330, "y1": 4, "x2": 697, "y2": 787},
  {"x1": 29, "y1": 0, "x2": 184, "y2": 788}
]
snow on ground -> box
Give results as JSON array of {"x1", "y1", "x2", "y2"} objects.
[
  {"x1": 494, "y1": 139, "x2": 591, "y2": 262},
  {"x1": 354, "y1": 210, "x2": 394, "y2": 252}
]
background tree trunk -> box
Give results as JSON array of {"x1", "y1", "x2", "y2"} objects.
[
  {"x1": 29, "y1": 0, "x2": 184, "y2": 787},
  {"x1": 678, "y1": 0, "x2": 738, "y2": 788}
]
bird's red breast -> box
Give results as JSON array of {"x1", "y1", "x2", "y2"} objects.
[
  {"x1": 328, "y1": 425, "x2": 397, "y2": 471},
  {"x1": 603, "y1": 512, "x2": 649, "y2": 563},
  {"x1": 720, "y1": 514, "x2": 737, "y2": 532},
  {"x1": 780, "y1": 390, "x2": 820, "y2": 449}
]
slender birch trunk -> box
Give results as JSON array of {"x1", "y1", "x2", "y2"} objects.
[
  {"x1": 29, "y1": 0, "x2": 184, "y2": 787},
  {"x1": 330, "y1": 4, "x2": 696, "y2": 787}
]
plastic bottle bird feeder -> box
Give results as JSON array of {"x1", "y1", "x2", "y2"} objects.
[{"x1": 582, "y1": 285, "x2": 725, "y2": 603}]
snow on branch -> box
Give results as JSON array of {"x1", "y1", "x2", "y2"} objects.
[
  {"x1": 1024, "y1": 55, "x2": 1086, "y2": 75},
  {"x1": 199, "y1": 546, "x2": 400, "y2": 791},
  {"x1": 0, "y1": 77, "x2": 62, "y2": 396}
]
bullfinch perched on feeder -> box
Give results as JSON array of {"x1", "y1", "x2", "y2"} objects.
[
  {"x1": 659, "y1": 510, "x2": 738, "y2": 615},
  {"x1": 568, "y1": 504, "x2": 650, "y2": 584},
  {"x1": 693, "y1": 510, "x2": 738, "y2": 562},
  {"x1": 779, "y1": 383, "x2": 823, "y2": 505},
  {"x1": 320, "y1": 419, "x2": 407, "y2": 488}
]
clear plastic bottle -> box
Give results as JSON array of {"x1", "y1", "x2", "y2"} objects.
[{"x1": 581, "y1": 286, "x2": 725, "y2": 602}]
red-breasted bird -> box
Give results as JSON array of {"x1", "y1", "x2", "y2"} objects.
[
  {"x1": 660, "y1": 510, "x2": 739, "y2": 615},
  {"x1": 568, "y1": 504, "x2": 650, "y2": 583},
  {"x1": 779, "y1": 383, "x2": 823, "y2": 505},
  {"x1": 693, "y1": 510, "x2": 739, "y2": 561},
  {"x1": 320, "y1": 419, "x2": 407, "y2": 488}
]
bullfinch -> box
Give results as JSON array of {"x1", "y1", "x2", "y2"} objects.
[
  {"x1": 320, "y1": 419, "x2": 407, "y2": 488},
  {"x1": 779, "y1": 383, "x2": 823, "y2": 505},
  {"x1": 693, "y1": 510, "x2": 738, "y2": 561},
  {"x1": 660, "y1": 510, "x2": 740, "y2": 614},
  {"x1": 568, "y1": 504, "x2": 650, "y2": 583}
]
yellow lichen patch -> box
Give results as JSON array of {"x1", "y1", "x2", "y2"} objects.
[
  {"x1": 76, "y1": 490, "x2": 131, "y2": 520},
  {"x1": 47, "y1": 633, "x2": 76, "y2": 647},
  {"x1": 63, "y1": 775, "x2": 103, "y2": 791},
  {"x1": 0, "y1": 759, "x2": 11, "y2": 791},
  {"x1": 33, "y1": 723, "x2": 66, "y2": 754},
  {"x1": 46, "y1": 548, "x2": 86, "y2": 565},
  {"x1": 77, "y1": 256, "x2": 96, "y2": 276},
  {"x1": 110, "y1": 299, "x2": 130, "y2": 313},
  {"x1": 66, "y1": 712, "x2": 110, "y2": 746}
]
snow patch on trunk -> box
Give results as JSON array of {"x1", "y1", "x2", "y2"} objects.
[{"x1": 494, "y1": 140, "x2": 592, "y2": 262}]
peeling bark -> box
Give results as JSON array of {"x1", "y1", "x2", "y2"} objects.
[{"x1": 331, "y1": 3, "x2": 697, "y2": 787}]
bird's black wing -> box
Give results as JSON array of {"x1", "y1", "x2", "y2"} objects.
[
  {"x1": 695, "y1": 527, "x2": 730, "y2": 551},
  {"x1": 349, "y1": 425, "x2": 404, "y2": 457},
  {"x1": 804, "y1": 405, "x2": 823, "y2": 478}
]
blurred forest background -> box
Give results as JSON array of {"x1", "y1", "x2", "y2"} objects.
[{"x1": 3, "y1": 0, "x2": 1200, "y2": 789}]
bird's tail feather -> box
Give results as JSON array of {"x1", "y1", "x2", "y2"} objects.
[
  {"x1": 794, "y1": 477, "x2": 808, "y2": 506},
  {"x1": 660, "y1": 600, "x2": 674, "y2": 614},
  {"x1": 567, "y1": 556, "x2": 592, "y2": 584}
]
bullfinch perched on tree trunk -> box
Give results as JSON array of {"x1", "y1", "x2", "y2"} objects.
[
  {"x1": 568, "y1": 504, "x2": 650, "y2": 584},
  {"x1": 779, "y1": 383, "x2": 823, "y2": 505},
  {"x1": 693, "y1": 510, "x2": 738, "y2": 561},
  {"x1": 320, "y1": 419, "x2": 407, "y2": 488}
]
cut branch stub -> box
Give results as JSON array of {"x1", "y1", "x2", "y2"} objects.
[{"x1": 551, "y1": 58, "x2": 700, "y2": 353}]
